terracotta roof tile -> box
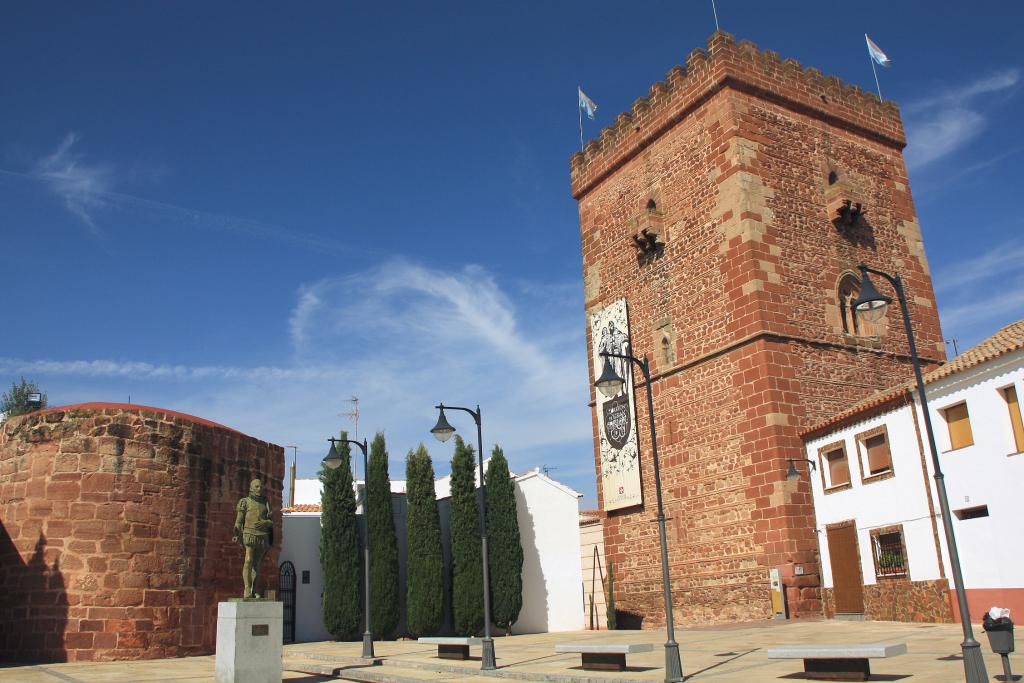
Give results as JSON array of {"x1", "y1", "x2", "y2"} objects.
[{"x1": 283, "y1": 503, "x2": 322, "y2": 513}]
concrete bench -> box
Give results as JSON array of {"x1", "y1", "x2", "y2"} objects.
[
  {"x1": 555, "y1": 643, "x2": 654, "y2": 671},
  {"x1": 767, "y1": 642, "x2": 907, "y2": 681},
  {"x1": 418, "y1": 636, "x2": 482, "y2": 660}
]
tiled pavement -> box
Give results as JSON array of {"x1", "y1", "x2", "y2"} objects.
[{"x1": 0, "y1": 619, "x2": 1016, "y2": 682}]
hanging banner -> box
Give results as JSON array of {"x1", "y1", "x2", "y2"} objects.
[{"x1": 590, "y1": 299, "x2": 642, "y2": 510}]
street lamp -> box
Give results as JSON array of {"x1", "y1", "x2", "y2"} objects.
[
  {"x1": 326, "y1": 436, "x2": 375, "y2": 659},
  {"x1": 785, "y1": 458, "x2": 817, "y2": 481},
  {"x1": 852, "y1": 264, "x2": 988, "y2": 683},
  {"x1": 430, "y1": 403, "x2": 496, "y2": 671},
  {"x1": 595, "y1": 352, "x2": 684, "y2": 683}
]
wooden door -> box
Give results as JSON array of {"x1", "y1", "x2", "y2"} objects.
[{"x1": 827, "y1": 522, "x2": 864, "y2": 614}]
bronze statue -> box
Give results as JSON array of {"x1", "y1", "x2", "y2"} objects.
[{"x1": 232, "y1": 478, "x2": 274, "y2": 598}]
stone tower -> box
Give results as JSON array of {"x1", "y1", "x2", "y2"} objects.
[{"x1": 571, "y1": 32, "x2": 944, "y2": 624}]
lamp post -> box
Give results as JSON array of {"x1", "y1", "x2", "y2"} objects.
[
  {"x1": 594, "y1": 352, "x2": 684, "y2": 683},
  {"x1": 852, "y1": 264, "x2": 987, "y2": 683},
  {"x1": 325, "y1": 436, "x2": 375, "y2": 659},
  {"x1": 430, "y1": 403, "x2": 496, "y2": 671}
]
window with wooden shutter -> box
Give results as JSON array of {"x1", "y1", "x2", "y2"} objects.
[
  {"x1": 944, "y1": 402, "x2": 974, "y2": 450},
  {"x1": 1003, "y1": 386, "x2": 1024, "y2": 453},
  {"x1": 863, "y1": 433, "x2": 892, "y2": 474},
  {"x1": 825, "y1": 446, "x2": 850, "y2": 487}
]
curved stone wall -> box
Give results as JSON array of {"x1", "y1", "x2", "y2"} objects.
[{"x1": 0, "y1": 403, "x2": 284, "y2": 662}]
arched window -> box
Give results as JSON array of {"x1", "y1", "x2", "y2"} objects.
[{"x1": 838, "y1": 273, "x2": 873, "y2": 336}]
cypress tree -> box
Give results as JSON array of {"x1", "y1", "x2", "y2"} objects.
[
  {"x1": 449, "y1": 436, "x2": 484, "y2": 635},
  {"x1": 319, "y1": 433, "x2": 361, "y2": 640},
  {"x1": 606, "y1": 560, "x2": 617, "y2": 630},
  {"x1": 366, "y1": 432, "x2": 400, "y2": 639},
  {"x1": 485, "y1": 445, "x2": 523, "y2": 633},
  {"x1": 405, "y1": 444, "x2": 444, "y2": 636}
]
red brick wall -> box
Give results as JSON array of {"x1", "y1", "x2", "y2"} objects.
[
  {"x1": 0, "y1": 403, "x2": 284, "y2": 662},
  {"x1": 573, "y1": 32, "x2": 944, "y2": 626}
]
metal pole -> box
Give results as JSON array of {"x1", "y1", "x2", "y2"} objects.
[
  {"x1": 357, "y1": 438, "x2": 374, "y2": 659},
  {"x1": 637, "y1": 356, "x2": 684, "y2": 683},
  {"x1": 865, "y1": 266, "x2": 987, "y2": 682},
  {"x1": 474, "y1": 406, "x2": 497, "y2": 670}
]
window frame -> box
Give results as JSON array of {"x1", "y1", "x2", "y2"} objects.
[
  {"x1": 1001, "y1": 384, "x2": 1024, "y2": 455},
  {"x1": 869, "y1": 524, "x2": 909, "y2": 580},
  {"x1": 941, "y1": 401, "x2": 975, "y2": 452},
  {"x1": 817, "y1": 440, "x2": 853, "y2": 493},
  {"x1": 854, "y1": 424, "x2": 896, "y2": 484}
]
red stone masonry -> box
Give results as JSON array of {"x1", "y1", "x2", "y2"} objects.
[
  {"x1": 0, "y1": 403, "x2": 284, "y2": 662},
  {"x1": 573, "y1": 32, "x2": 944, "y2": 626}
]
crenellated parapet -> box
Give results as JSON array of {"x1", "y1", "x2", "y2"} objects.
[{"x1": 570, "y1": 31, "x2": 905, "y2": 199}]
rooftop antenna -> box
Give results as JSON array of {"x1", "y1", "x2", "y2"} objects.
[
  {"x1": 711, "y1": 0, "x2": 720, "y2": 31},
  {"x1": 340, "y1": 397, "x2": 361, "y2": 479},
  {"x1": 541, "y1": 464, "x2": 559, "y2": 477},
  {"x1": 945, "y1": 339, "x2": 960, "y2": 357},
  {"x1": 340, "y1": 397, "x2": 360, "y2": 440}
]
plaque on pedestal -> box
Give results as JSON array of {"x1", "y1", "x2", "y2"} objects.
[{"x1": 216, "y1": 600, "x2": 283, "y2": 683}]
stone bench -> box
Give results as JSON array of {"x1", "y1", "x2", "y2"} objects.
[
  {"x1": 555, "y1": 643, "x2": 654, "y2": 671},
  {"x1": 418, "y1": 636, "x2": 482, "y2": 660},
  {"x1": 767, "y1": 642, "x2": 907, "y2": 681}
]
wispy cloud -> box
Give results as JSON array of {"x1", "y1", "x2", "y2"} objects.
[
  {"x1": 31, "y1": 133, "x2": 113, "y2": 233},
  {"x1": 904, "y1": 69, "x2": 1019, "y2": 169},
  {"x1": 4, "y1": 260, "x2": 594, "y2": 499},
  {"x1": 1, "y1": 133, "x2": 353, "y2": 252},
  {"x1": 935, "y1": 237, "x2": 1024, "y2": 294},
  {"x1": 935, "y1": 237, "x2": 1024, "y2": 347}
]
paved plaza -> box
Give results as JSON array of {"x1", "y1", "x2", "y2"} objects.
[{"x1": 0, "y1": 619, "x2": 1017, "y2": 682}]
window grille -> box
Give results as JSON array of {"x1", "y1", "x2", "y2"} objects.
[{"x1": 872, "y1": 530, "x2": 906, "y2": 578}]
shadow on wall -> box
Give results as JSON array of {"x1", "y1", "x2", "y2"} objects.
[
  {"x1": 0, "y1": 524, "x2": 69, "y2": 662},
  {"x1": 513, "y1": 499, "x2": 549, "y2": 634}
]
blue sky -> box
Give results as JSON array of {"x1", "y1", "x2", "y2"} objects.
[{"x1": 2, "y1": 1, "x2": 1022, "y2": 507}]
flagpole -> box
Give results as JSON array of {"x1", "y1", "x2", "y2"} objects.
[
  {"x1": 711, "y1": 0, "x2": 720, "y2": 31},
  {"x1": 578, "y1": 87, "x2": 584, "y2": 152},
  {"x1": 866, "y1": 34, "x2": 883, "y2": 100}
]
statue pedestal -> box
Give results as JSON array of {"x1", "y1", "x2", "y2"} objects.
[{"x1": 215, "y1": 600, "x2": 282, "y2": 683}]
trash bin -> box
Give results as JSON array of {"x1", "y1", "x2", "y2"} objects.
[{"x1": 983, "y1": 613, "x2": 1014, "y2": 654}]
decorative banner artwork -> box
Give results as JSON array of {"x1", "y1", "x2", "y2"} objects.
[{"x1": 590, "y1": 299, "x2": 643, "y2": 510}]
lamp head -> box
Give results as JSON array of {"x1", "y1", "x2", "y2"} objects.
[
  {"x1": 594, "y1": 356, "x2": 625, "y2": 399},
  {"x1": 853, "y1": 267, "x2": 892, "y2": 324},
  {"x1": 322, "y1": 439, "x2": 342, "y2": 470},
  {"x1": 430, "y1": 407, "x2": 456, "y2": 443},
  {"x1": 785, "y1": 459, "x2": 801, "y2": 481}
]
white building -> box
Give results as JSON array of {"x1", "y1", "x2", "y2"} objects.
[
  {"x1": 279, "y1": 464, "x2": 584, "y2": 641},
  {"x1": 801, "y1": 319, "x2": 1024, "y2": 623}
]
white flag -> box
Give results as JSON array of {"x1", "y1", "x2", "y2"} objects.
[
  {"x1": 865, "y1": 34, "x2": 892, "y2": 67},
  {"x1": 578, "y1": 87, "x2": 598, "y2": 120}
]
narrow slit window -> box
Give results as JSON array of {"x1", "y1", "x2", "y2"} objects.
[
  {"x1": 954, "y1": 505, "x2": 989, "y2": 520},
  {"x1": 944, "y1": 402, "x2": 974, "y2": 450},
  {"x1": 1002, "y1": 386, "x2": 1024, "y2": 453}
]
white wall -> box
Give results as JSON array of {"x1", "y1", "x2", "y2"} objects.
[
  {"x1": 282, "y1": 468, "x2": 585, "y2": 638},
  {"x1": 806, "y1": 347, "x2": 1024, "y2": 599},
  {"x1": 806, "y1": 403, "x2": 942, "y2": 589},
  {"x1": 280, "y1": 513, "x2": 332, "y2": 643},
  {"x1": 914, "y1": 348, "x2": 1024, "y2": 591},
  {"x1": 513, "y1": 471, "x2": 584, "y2": 633}
]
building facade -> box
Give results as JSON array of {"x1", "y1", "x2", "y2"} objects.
[
  {"x1": 803, "y1": 320, "x2": 1024, "y2": 622},
  {"x1": 572, "y1": 32, "x2": 944, "y2": 624}
]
